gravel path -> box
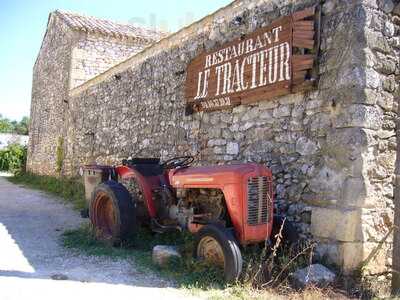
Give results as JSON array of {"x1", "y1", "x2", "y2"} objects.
[{"x1": 0, "y1": 175, "x2": 197, "y2": 300}]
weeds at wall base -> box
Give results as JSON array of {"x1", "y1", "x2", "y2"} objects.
[{"x1": 55, "y1": 137, "x2": 64, "y2": 174}]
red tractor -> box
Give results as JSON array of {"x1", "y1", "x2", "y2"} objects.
[{"x1": 81, "y1": 156, "x2": 278, "y2": 280}]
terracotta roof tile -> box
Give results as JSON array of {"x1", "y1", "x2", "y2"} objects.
[{"x1": 54, "y1": 10, "x2": 168, "y2": 41}]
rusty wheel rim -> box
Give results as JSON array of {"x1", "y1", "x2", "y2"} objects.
[
  {"x1": 91, "y1": 191, "x2": 117, "y2": 240},
  {"x1": 197, "y1": 236, "x2": 225, "y2": 267}
]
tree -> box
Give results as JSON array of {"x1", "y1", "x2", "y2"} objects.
[
  {"x1": 0, "y1": 114, "x2": 13, "y2": 133},
  {"x1": 0, "y1": 115, "x2": 29, "y2": 135},
  {"x1": 14, "y1": 116, "x2": 29, "y2": 135}
]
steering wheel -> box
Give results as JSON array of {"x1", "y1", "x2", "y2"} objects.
[{"x1": 161, "y1": 156, "x2": 194, "y2": 169}]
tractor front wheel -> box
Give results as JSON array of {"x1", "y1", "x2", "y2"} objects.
[
  {"x1": 194, "y1": 224, "x2": 242, "y2": 282},
  {"x1": 89, "y1": 181, "x2": 137, "y2": 245}
]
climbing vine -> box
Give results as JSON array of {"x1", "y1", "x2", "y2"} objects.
[{"x1": 56, "y1": 137, "x2": 64, "y2": 174}]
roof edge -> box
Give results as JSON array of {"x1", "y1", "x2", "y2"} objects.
[{"x1": 53, "y1": 10, "x2": 168, "y2": 41}]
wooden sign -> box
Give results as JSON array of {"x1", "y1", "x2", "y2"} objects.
[{"x1": 185, "y1": 6, "x2": 320, "y2": 113}]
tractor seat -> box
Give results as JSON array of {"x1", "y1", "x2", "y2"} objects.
[{"x1": 122, "y1": 157, "x2": 163, "y2": 177}]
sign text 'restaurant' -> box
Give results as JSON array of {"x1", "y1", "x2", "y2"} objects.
[
  {"x1": 196, "y1": 26, "x2": 290, "y2": 99},
  {"x1": 186, "y1": 6, "x2": 318, "y2": 112},
  {"x1": 186, "y1": 16, "x2": 293, "y2": 111}
]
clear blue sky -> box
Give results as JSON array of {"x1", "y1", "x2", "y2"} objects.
[{"x1": 0, "y1": 0, "x2": 231, "y2": 121}]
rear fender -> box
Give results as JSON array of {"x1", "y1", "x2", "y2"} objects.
[{"x1": 115, "y1": 166, "x2": 157, "y2": 218}]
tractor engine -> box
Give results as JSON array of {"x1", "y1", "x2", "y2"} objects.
[
  {"x1": 120, "y1": 177, "x2": 227, "y2": 229},
  {"x1": 169, "y1": 188, "x2": 227, "y2": 228}
]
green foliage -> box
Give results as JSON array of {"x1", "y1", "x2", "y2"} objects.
[
  {"x1": 0, "y1": 144, "x2": 27, "y2": 172},
  {"x1": 0, "y1": 117, "x2": 13, "y2": 133},
  {"x1": 8, "y1": 172, "x2": 86, "y2": 210},
  {"x1": 14, "y1": 116, "x2": 30, "y2": 135},
  {"x1": 0, "y1": 114, "x2": 29, "y2": 135},
  {"x1": 56, "y1": 137, "x2": 64, "y2": 173}
]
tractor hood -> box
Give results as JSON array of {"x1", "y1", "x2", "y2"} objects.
[{"x1": 169, "y1": 163, "x2": 271, "y2": 188}]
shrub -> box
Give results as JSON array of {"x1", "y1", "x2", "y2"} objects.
[{"x1": 0, "y1": 144, "x2": 27, "y2": 172}]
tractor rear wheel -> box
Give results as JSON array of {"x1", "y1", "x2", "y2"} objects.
[
  {"x1": 89, "y1": 181, "x2": 137, "y2": 245},
  {"x1": 194, "y1": 224, "x2": 242, "y2": 282}
]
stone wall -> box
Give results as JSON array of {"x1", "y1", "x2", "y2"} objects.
[
  {"x1": 70, "y1": 34, "x2": 154, "y2": 89},
  {"x1": 28, "y1": 12, "x2": 164, "y2": 174},
  {"x1": 361, "y1": 0, "x2": 399, "y2": 283},
  {"x1": 28, "y1": 14, "x2": 73, "y2": 174},
  {"x1": 29, "y1": 0, "x2": 398, "y2": 278}
]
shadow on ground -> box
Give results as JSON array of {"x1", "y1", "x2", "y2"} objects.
[{"x1": 0, "y1": 176, "x2": 179, "y2": 291}]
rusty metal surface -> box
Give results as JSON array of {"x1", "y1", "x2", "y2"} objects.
[
  {"x1": 90, "y1": 191, "x2": 117, "y2": 242},
  {"x1": 197, "y1": 236, "x2": 225, "y2": 267}
]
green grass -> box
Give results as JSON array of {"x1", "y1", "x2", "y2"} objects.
[
  {"x1": 60, "y1": 225, "x2": 316, "y2": 300},
  {"x1": 62, "y1": 224, "x2": 228, "y2": 289},
  {"x1": 8, "y1": 172, "x2": 86, "y2": 211}
]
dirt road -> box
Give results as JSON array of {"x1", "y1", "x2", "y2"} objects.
[{"x1": 0, "y1": 175, "x2": 196, "y2": 300}]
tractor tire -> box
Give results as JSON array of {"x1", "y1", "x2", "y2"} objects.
[
  {"x1": 89, "y1": 180, "x2": 137, "y2": 245},
  {"x1": 194, "y1": 224, "x2": 242, "y2": 282},
  {"x1": 270, "y1": 215, "x2": 299, "y2": 246}
]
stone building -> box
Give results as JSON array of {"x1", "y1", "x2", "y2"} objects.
[
  {"x1": 29, "y1": 10, "x2": 166, "y2": 174},
  {"x1": 28, "y1": 0, "x2": 399, "y2": 285}
]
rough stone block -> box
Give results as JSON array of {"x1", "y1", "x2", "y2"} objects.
[
  {"x1": 207, "y1": 139, "x2": 226, "y2": 147},
  {"x1": 291, "y1": 264, "x2": 336, "y2": 288},
  {"x1": 308, "y1": 165, "x2": 345, "y2": 203},
  {"x1": 273, "y1": 105, "x2": 291, "y2": 118},
  {"x1": 335, "y1": 104, "x2": 383, "y2": 130},
  {"x1": 365, "y1": 29, "x2": 392, "y2": 54},
  {"x1": 226, "y1": 142, "x2": 239, "y2": 155},
  {"x1": 325, "y1": 128, "x2": 375, "y2": 177},
  {"x1": 311, "y1": 207, "x2": 362, "y2": 242},
  {"x1": 241, "y1": 107, "x2": 259, "y2": 121},
  {"x1": 341, "y1": 177, "x2": 368, "y2": 208},
  {"x1": 338, "y1": 241, "x2": 391, "y2": 275},
  {"x1": 310, "y1": 113, "x2": 331, "y2": 136},
  {"x1": 295, "y1": 137, "x2": 318, "y2": 156},
  {"x1": 152, "y1": 245, "x2": 181, "y2": 267}
]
